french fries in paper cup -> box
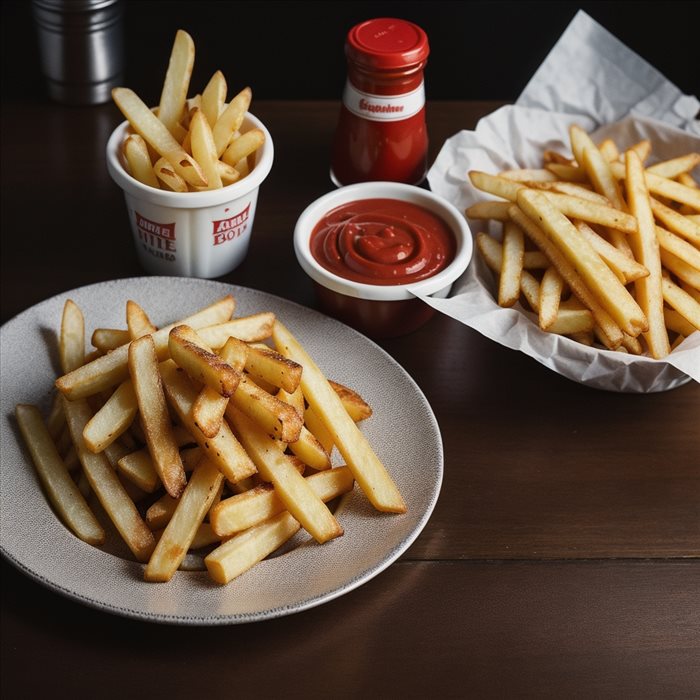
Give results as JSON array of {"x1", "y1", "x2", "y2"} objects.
[{"x1": 425, "y1": 12, "x2": 699, "y2": 392}]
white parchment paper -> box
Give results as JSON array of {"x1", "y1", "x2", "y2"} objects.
[{"x1": 424, "y1": 10, "x2": 700, "y2": 392}]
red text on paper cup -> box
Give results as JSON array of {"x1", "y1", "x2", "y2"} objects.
[
  {"x1": 212, "y1": 203, "x2": 250, "y2": 246},
  {"x1": 135, "y1": 213, "x2": 176, "y2": 260}
]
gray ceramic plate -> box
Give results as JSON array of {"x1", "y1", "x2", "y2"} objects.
[{"x1": 0, "y1": 278, "x2": 443, "y2": 625}]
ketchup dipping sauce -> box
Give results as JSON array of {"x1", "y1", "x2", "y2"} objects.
[{"x1": 294, "y1": 182, "x2": 473, "y2": 338}]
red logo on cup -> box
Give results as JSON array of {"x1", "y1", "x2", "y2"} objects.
[
  {"x1": 212, "y1": 203, "x2": 251, "y2": 246},
  {"x1": 135, "y1": 213, "x2": 176, "y2": 253}
]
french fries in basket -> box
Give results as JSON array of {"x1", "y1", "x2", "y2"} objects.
[
  {"x1": 17, "y1": 294, "x2": 405, "y2": 586},
  {"x1": 467, "y1": 124, "x2": 700, "y2": 358},
  {"x1": 112, "y1": 30, "x2": 265, "y2": 192}
]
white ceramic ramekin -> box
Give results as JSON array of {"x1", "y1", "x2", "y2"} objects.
[
  {"x1": 294, "y1": 182, "x2": 473, "y2": 337},
  {"x1": 106, "y1": 112, "x2": 273, "y2": 279}
]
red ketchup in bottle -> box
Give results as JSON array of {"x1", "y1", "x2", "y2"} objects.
[{"x1": 330, "y1": 18, "x2": 430, "y2": 186}]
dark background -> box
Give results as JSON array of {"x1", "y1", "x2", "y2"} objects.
[{"x1": 2, "y1": 0, "x2": 698, "y2": 105}]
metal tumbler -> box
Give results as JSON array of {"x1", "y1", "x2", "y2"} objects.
[{"x1": 31, "y1": 0, "x2": 125, "y2": 105}]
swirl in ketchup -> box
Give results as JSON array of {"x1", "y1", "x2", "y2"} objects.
[{"x1": 309, "y1": 199, "x2": 456, "y2": 285}]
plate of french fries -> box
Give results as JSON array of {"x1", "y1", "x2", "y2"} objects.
[
  {"x1": 425, "y1": 110, "x2": 700, "y2": 392},
  {"x1": 0, "y1": 278, "x2": 442, "y2": 624}
]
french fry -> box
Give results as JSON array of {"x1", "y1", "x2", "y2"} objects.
[
  {"x1": 646, "y1": 152, "x2": 700, "y2": 178},
  {"x1": 159, "y1": 360, "x2": 257, "y2": 484},
  {"x1": 62, "y1": 396, "x2": 156, "y2": 562},
  {"x1": 168, "y1": 325, "x2": 240, "y2": 397},
  {"x1": 82, "y1": 378, "x2": 137, "y2": 453},
  {"x1": 190, "y1": 108, "x2": 223, "y2": 190},
  {"x1": 196, "y1": 312, "x2": 275, "y2": 348},
  {"x1": 156, "y1": 29, "x2": 195, "y2": 137},
  {"x1": 205, "y1": 511, "x2": 301, "y2": 585},
  {"x1": 328, "y1": 380, "x2": 374, "y2": 422},
  {"x1": 538, "y1": 267, "x2": 564, "y2": 330},
  {"x1": 624, "y1": 150, "x2": 670, "y2": 358},
  {"x1": 498, "y1": 168, "x2": 558, "y2": 182},
  {"x1": 655, "y1": 225, "x2": 700, "y2": 271},
  {"x1": 244, "y1": 344, "x2": 302, "y2": 394},
  {"x1": 55, "y1": 295, "x2": 234, "y2": 399},
  {"x1": 222, "y1": 128, "x2": 265, "y2": 169},
  {"x1": 228, "y1": 375, "x2": 303, "y2": 443},
  {"x1": 212, "y1": 87, "x2": 252, "y2": 157},
  {"x1": 153, "y1": 156, "x2": 188, "y2": 192},
  {"x1": 126, "y1": 300, "x2": 157, "y2": 339},
  {"x1": 516, "y1": 189, "x2": 647, "y2": 337},
  {"x1": 660, "y1": 249, "x2": 700, "y2": 290},
  {"x1": 650, "y1": 197, "x2": 700, "y2": 246},
  {"x1": 508, "y1": 206, "x2": 625, "y2": 347},
  {"x1": 144, "y1": 458, "x2": 224, "y2": 582},
  {"x1": 498, "y1": 221, "x2": 524, "y2": 307},
  {"x1": 465, "y1": 200, "x2": 511, "y2": 221},
  {"x1": 226, "y1": 405, "x2": 343, "y2": 543},
  {"x1": 60, "y1": 299, "x2": 85, "y2": 374},
  {"x1": 123, "y1": 134, "x2": 159, "y2": 188},
  {"x1": 129, "y1": 335, "x2": 187, "y2": 498},
  {"x1": 661, "y1": 276, "x2": 700, "y2": 329},
  {"x1": 15, "y1": 404, "x2": 105, "y2": 546},
  {"x1": 201, "y1": 70, "x2": 227, "y2": 128},
  {"x1": 573, "y1": 220, "x2": 649, "y2": 284},
  {"x1": 273, "y1": 320, "x2": 406, "y2": 514},
  {"x1": 112, "y1": 87, "x2": 207, "y2": 187},
  {"x1": 91, "y1": 327, "x2": 130, "y2": 352},
  {"x1": 211, "y1": 466, "x2": 354, "y2": 537}
]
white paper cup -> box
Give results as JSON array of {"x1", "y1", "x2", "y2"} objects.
[{"x1": 106, "y1": 113, "x2": 273, "y2": 278}]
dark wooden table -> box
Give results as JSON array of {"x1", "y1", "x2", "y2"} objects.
[{"x1": 2, "y1": 99, "x2": 699, "y2": 699}]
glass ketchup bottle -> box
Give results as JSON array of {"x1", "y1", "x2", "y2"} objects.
[{"x1": 330, "y1": 18, "x2": 430, "y2": 187}]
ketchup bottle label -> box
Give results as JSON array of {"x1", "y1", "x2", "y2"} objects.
[{"x1": 342, "y1": 81, "x2": 425, "y2": 122}]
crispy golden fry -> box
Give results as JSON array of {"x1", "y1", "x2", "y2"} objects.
[
  {"x1": 222, "y1": 128, "x2": 266, "y2": 169},
  {"x1": 123, "y1": 134, "x2": 159, "y2": 188},
  {"x1": 655, "y1": 225, "x2": 700, "y2": 271},
  {"x1": 153, "y1": 156, "x2": 188, "y2": 191},
  {"x1": 212, "y1": 87, "x2": 252, "y2": 157},
  {"x1": 228, "y1": 375, "x2": 303, "y2": 443},
  {"x1": 129, "y1": 335, "x2": 187, "y2": 498},
  {"x1": 498, "y1": 221, "x2": 525, "y2": 307},
  {"x1": 196, "y1": 312, "x2": 276, "y2": 348},
  {"x1": 498, "y1": 168, "x2": 558, "y2": 182},
  {"x1": 304, "y1": 406, "x2": 335, "y2": 455},
  {"x1": 328, "y1": 380, "x2": 374, "y2": 422},
  {"x1": 650, "y1": 197, "x2": 700, "y2": 246},
  {"x1": 664, "y1": 307, "x2": 698, "y2": 337},
  {"x1": 598, "y1": 138, "x2": 619, "y2": 162},
  {"x1": 145, "y1": 458, "x2": 224, "y2": 582},
  {"x1": 527, "y1": 180, "x2": 609, "y2": 204},
  {"x1": 516, "y1": 189, "x2": 647, "y2": 337},
  {"x1": 157, "y1": 29, "x2": 195, "y2": 136},
  {"x1": 624, "y1": 150, "x2": 670, "y2": 358},
  {"x1": 646, "y1": 152, "x2": 700, "y2": 178},
  {"x1": 545, "y1": 163, "x2": 588, "y2": 182},
  {"x1": 660, "y1": 249, "x2": 700, "y2": 290},
  {"x1": 538, "y1": 267, "x2": 564, "y2": 330},
  {"x1": 169, "y1": 325, "x2": 241, "y2": 397},
  {"x1": 609, "y1": 161, "x2": 700, "y2": 210},
  {"x1": 112, "y1": 87, "x2": 207, "y2": 187},
  {"x1": 508, "y1": 206, "x2": 624, "y2": 347},
  {"x1": 16, "y1": 404, "x2": 105, "y2": 545},
  {"x1": 62, "y1": 396, "x2": 156, "y2": 561},
  {"x1": 60, "y1": 299, "x2": 85, "y2": 375},
  {"x1": 661, "y1": 276, "x2": 700, "y2": 329},
  {"x1": 211, "y1": 466, "x2": 353, "y2": 537},
  {"x1": 126, "y1": 300, "x2": 157, "y2": 339},
  {"x1": 91, "y1": 327, "x2": 130, "y2": 352},
  {"x1": 273, "y1": 320, "x2": 405, "y2": 514},
  {"x1": 244, "y1": 344, "x2": 302, "y2": 394},
  {"x1": 190, "y1": 108, "x2": 223, "y2": 190},
  {"x1": 205, "y1": 511, "x2": 301, "y2": 585},
  {"x1": 573, "y1": 220, "x2": 649, "y2": 284},
  {"x1": 201, "y1": 70, "x2": 227, "y2": 128},
  {"x1": 228, "y1": 405, "x2": 343, "y2": 543},
  {"x1": 55, "y1": 295, "x2": 234, "y2": 399},
  {"x1": 465, "y1": 200, "x2": 511, "y2": 221},
  {"x1": 160, "y1": 360, "x2": 256, "y2": 484},
  {"x1": 82, "y1": 378, "x2": 137, "y2": 453}
]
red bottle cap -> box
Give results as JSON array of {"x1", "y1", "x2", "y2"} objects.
[{"x1": 346, "y1": 18, "x2": 429, "y2": 70}]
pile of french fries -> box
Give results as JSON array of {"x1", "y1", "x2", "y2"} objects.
[
  {"x1": 15, "y1": 295, "x2": 406, "y2": 585},
  {"x1": 467, "y1": 124, "x2": 700, "y2": 358},
  {"x1": 112, "y1": 29, "x2": 265, "y2": 192}
]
